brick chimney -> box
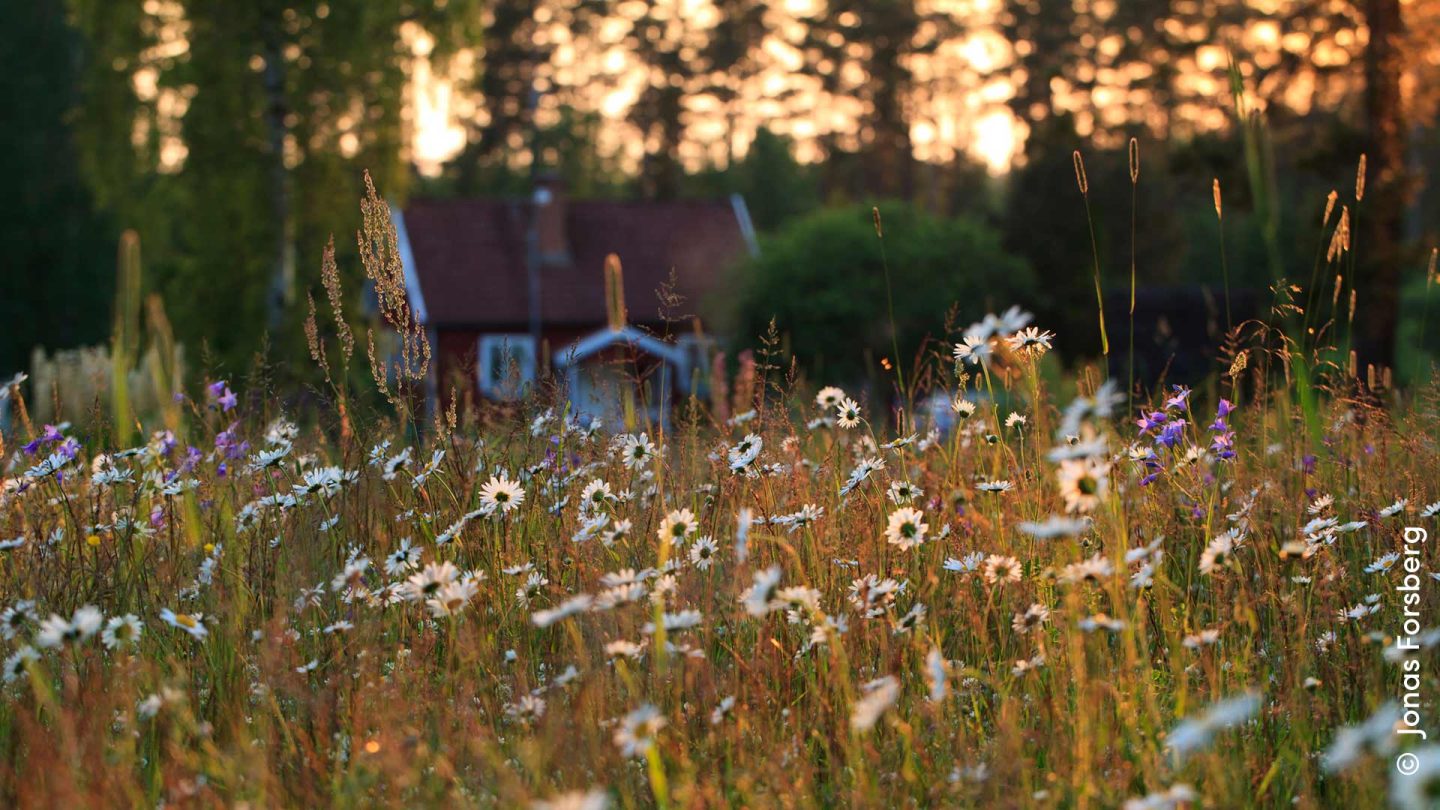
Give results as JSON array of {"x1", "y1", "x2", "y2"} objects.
[{"x1": 532, "y1": 172, "x2": 569, "y2": 267}]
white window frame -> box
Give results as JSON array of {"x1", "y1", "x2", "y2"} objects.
[{"x1": 478, "y1": 334, "x2": 537, "y2": 399}]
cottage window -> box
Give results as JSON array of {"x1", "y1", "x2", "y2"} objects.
[{"x1": 478, "y1": 334, "x2": 537, "y2": 399}]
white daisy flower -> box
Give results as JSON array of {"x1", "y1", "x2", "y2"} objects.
[
  {"x1": 657, "y1": 508, "x2": 698, "y2": 545},
  {"x1": 727, "y1": 434, "x2": 762, "y2": 472},
  {"x1": 688, "y1": 536, "x2": 719, "y2": 570},
  {"x1": 953, "y1": 335, "x2": 992, "y2": 366},
  {"x1": 710, "y1": 695, "x2": 736, "y2": 725},
  {"x1": 741, "y1": 567, "x2": 783, "y2": 616},
  {"x1": 1006, "y1": 326, "x2": 1054, "y2": 358},
  {"x1": 1199, "y1": 530, "x2": 1243, "y2": 576},
  {"x1": 1011, "y1": 603, "x2": 1050, "y2": 634},
  {"x1": 2, "y1": 646, "x2": 39, "y2": 683},
  {"x1": 815, "y1": 386, "x2": 846, "y2": 410},
  {"x1": 159, "y1": 608, "x2": 208, "y2": 640},
  {"x1": 983, "y1": 555, "x2": 1023, "y2": 585},
  {"x1": 36, "y1": 605, "x2": 104, "y2": 648},
  {"x1": 1057, "y1": 458, "x2": 1109, "y2": 514},
  {"x1": 531, "y1": 594, "x2": 594, "y2": 628},
  {"x1": 884, "y1": 507, "x2": 929, "y2": 551},
  {"x1": 479, "y1": 474, "x2": 526, "y2": 515},
  {"x1": 1379, "y1": 498, "x2": 1409, "y2": 518},
  {"x1": 531, "y1": 789, "x2": 610, "y2": 810},
  {"x1": 1018, "y1": 515, "x2": 1091, "y2": 539},
  {"x1": 579, "y1": 479, "x2": 615, "y2": 512},
  {"x1": 850, "y1": 676, "x2": 900, "y2": 732},
  {"x1": 619, "y1": 433, "x2": 658, "y2": 470},
  {"x1": 399, "y1": 561, "x2": 461, "y2": 602},
  {"x1": 426, "y1": 578, "x2": 480, "y2": 618},
  {"x1": 384, "y1": 538, "x2": 421, "y2": 576},
  {"x1": 925, "y1": 648, "x2": 949, "y2": 702},
  {"x1": 101, "y1": 614, "x2": 143, "y2": 649},
  {"x1": 613, "y1": 704, "x2": 666, "y2": 757}
]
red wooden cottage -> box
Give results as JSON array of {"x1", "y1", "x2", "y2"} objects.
[{"x1": 392, "y1": 176, "x2": 757, "y2": 426}]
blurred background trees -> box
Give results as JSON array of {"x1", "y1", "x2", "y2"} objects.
[
  {"x1": 727, "y1": 202, "x2": 1034, "y2": 383},
  {"x1": 5, "y1": 0, "x2": 1439, "y2": 387},
  {"x1": 56, "y1": 0, "x2": 483, "y2": 376},
  {"x1": 1, "y1": 0, "x2": 116, "y2": 375}
]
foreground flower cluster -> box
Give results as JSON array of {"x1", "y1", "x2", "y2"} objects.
[{"x1": 1, "y1": 339, "x2": 1438, "y2": 806}]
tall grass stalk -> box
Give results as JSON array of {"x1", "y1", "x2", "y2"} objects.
[
  {"x1": 873, "y1": 207, "x2": 909, "y2": 421},
  {"x1": 143, "y1": 295, "x2": 183, "y2": 435},
  {"x1": 1303, "y1": 190, "x2": 1340, "y2": 354},
  {"x1": 1213, "y1": 179, "x2": 1232, "y2": 331},
  {"x1": 603, "y1": 253, "x2": 638, "y2": 432},
  {"x1": 1074, "y1": 151, "x2": 1109, "y2": 363},
  {"x1": 1342, "y1": 157, "x2": 1365, "y2": 367},
  {"x1": 1128, "y1": 138, "x2": 1139, "y2": 412},
  {"x1": 111, "y1": 231, "x2": 143, "y2": 446},
  {"x1": 1227, "y1": 53, "x2": 1321, "y2": 443}
]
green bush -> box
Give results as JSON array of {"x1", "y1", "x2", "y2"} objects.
[{"x1": 727, "y1": 202, "x2": 1034, "y2": 383}]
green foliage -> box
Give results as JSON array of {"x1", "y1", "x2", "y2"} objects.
[
  {"x1": 1003, "y1": 121, "x2": 1189, "y2": 360},
  {"x1": 729, "y1": 202, "x2": 1033, "y2": 383},
  {"x1": 1002, "y1": 113, "x2": 1373, "y2": 367},
  {"x1": 0, "y1": 0, "x2": 117, "y2": 374},
  {"x1": 1399, "y1": 262, "x2": 1440, "y2": 385},
  {"x1": 686, "y1": 128, "x2": 821, "y2": 232},
  {"x1": 62, "y1": 1, "x2": 484, "y2": 378}
]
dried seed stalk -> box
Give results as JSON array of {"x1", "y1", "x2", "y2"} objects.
[{"x1": 358, "y1": 171, "x2": 430, "y2": 414}]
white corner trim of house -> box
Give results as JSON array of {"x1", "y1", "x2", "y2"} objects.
[
  {"x1": 390, "y1": 204, "x2": 429, "y2": 325},
  {"x1": 729, "y1": 193, "x2": 760, "y2": 258}
]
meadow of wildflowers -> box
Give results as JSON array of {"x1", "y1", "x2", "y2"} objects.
[
  {"x1": 3, "y1": 181, "x2": 1440, "y2": 808},
  {"x1": 2, "y1": 301, "x2": 1438, "y2": 809}
]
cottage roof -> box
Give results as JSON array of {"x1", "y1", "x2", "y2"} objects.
[{"x1": 397, "y1": 196, "x2": 755, "y2": 328}]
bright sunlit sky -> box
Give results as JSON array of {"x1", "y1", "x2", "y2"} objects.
[
  {"x1": 401, "y1": 0, "x2": 1366, "y2": 179},
  {"x1": 406, "y1": 0, "x2": 1034, "y2": 177},
  {"x1": 128, "y1": 0, "x2": 1377, "y2": 180}
]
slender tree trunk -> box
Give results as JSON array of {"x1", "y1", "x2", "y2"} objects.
[
  {"x1": 1356, "y1": 0, "x2": 1408, "y2": 376},
  {"x1": 262, "y1": 17, "x2": 294, "y2": 325},
  {"x1": 868, "y1": 40, "x2": 913, "y2": 199}
]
